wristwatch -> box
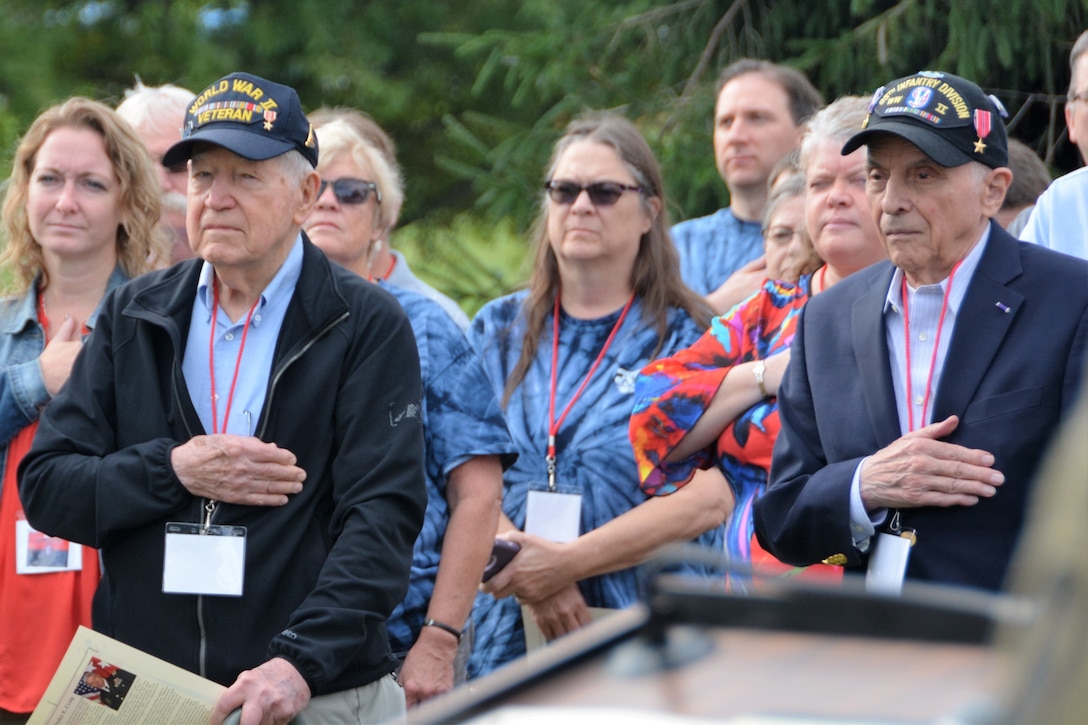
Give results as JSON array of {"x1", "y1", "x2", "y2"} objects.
[{"x1": 752, "y1": 360, "x2": 769, "y2": 399}]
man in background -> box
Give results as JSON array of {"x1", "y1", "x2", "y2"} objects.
[
  {"x1": 117, "y1": 79, "x2": 195, "y2": 263},
  {"x1": 674, "y1": 59, "x2": 821, "y2": 313},
  {"x1": 1064, "y1": 29, "x2": 1088, "y2": 165},
  {"x1": 998, "y1": 138, "x2": 1050, "y2": 235},
  {"x1": 1019, "y1": 29, "x2": 1088, "y2": 259}
]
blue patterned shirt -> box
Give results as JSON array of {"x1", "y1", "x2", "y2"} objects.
[
  {"x1": 672, "y1": 207, "x2": 764, "y2": 296},
  {"x1": 466, "y1": 291, "x2": 724, "y2": 677},
  {"x1": 380, "y1": 283, "x2": 517, "y2": 657}
]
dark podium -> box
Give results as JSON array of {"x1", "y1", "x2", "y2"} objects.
[{"x1": 411, "y1": 551, "x2": 1025, "y2": 723}]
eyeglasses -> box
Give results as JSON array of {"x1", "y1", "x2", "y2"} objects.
[
  {"x1": 318, "y1": 177, "x2": 381, "y2": 205},
  {"x1": 544, "y1": 180, "x2": 641, "y2": 206},
  {"x1": 764, "y1": 226, "x2": 803, "y2": 246}
]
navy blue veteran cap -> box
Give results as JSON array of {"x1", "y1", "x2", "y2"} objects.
[
  {"x1": 162, "y1": 72, "x2": 317, "y2": 168},
  {"x1": 841, "y1": 71, "x2": 1008, "y2": 169}
]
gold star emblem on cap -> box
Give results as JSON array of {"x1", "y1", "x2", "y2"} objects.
[
  {"x1": 264, "y1": 120, "x2": 274, "y2": 131},
  {"x1": 973, "y1": 137, "x2": 987, "y2": 154}
]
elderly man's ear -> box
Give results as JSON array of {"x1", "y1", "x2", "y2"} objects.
[
  {"x1": 294, "y1": 170, "x2": 321, "y2": 225},
  {"x1": 982, "y1": 166, "x2": 1013, "y2": 217}
]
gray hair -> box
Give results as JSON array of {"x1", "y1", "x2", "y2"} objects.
[
  {"x1": 762, "y1": 171, "x2": 805, "y2": 233},
  {"x1": 1069, "y1": 29, "x2": 1088, "y2": 98},
  {"x1": 278, "y1": 149, "x2": 316, "y2": 187},
  {"x1": 116, "y1": 78, "x2": 193, "y2": 137},
  {"x1": 799, "y1": 95, "x2": 870, "y2": 172},
  {"x1": 314, "y1": 119, "x2": 404, "y2": 230}
]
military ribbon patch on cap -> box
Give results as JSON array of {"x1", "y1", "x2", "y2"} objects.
[
  {"x1": 973, "y1": 109, "x2": 992, "y2": 154},
  {"x1": 862, "y1": 85, "x2": 885, "y2": 129}
]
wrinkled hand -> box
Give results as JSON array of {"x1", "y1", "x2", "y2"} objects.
[
  {"x1": 172, "y1": 435, "x2": 305, "y2": 506},
  {"x1": 479, "y1": 531, "x2": 570, "y2": 603},
  {"x1": 706, "y1": 256, "x2": 767, "y2": 314},
  {"x1": 526, "y1": 584, "x2": 592, "y2": 641},
  {"x1": 210, "y1": 657, "x2": 310, "y2": 725},
  {"x1": 400, "y1": 627, "x2": 458, "y2": 708},
  {"x1": 860, "y1": 415, "x2": 1004, "y2": 511},
  {"x1": 39, "y1": 315, "x2": 83, "y2": 396}
]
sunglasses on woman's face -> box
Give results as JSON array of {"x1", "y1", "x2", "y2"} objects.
[
  {"x1": 544, "y1": 180, "x2": 641, "y2": 206},
  {"x1": 318, "y1": 177, "x2": 382, "y2": 205}
]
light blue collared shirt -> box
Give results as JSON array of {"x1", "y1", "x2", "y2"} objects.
[
  {"x1": 848, "y1": 226, "x2": 991, "y2": 548},
  {"x1": 182, "y1": 236, "x2": 303, "y2": 436},
  {"x1": 1020, "y1": 165, "x2": 1088, "y2": 260}
]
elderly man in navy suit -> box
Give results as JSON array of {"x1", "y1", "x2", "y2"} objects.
[{"x1": 754, "y1": 71, "x2": 1088, "y2": 593}]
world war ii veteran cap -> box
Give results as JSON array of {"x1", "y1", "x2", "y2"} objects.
[
  {"x1": 841, "y1": 71, "x2": 1008, "y2": 169},
  {"x1": 162, "y1": 71, "x2": 318, "y2": 168}
]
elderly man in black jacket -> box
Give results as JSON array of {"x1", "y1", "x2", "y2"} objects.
[{"x1": 19, "y1": 72, "x2": 427, "y2": 724}]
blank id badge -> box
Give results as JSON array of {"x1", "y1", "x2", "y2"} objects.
[
  {"x1": 163, "y1": 522, "x2": 246, "y2": 597},
  {"x1": 865, "y1": 531, "x2": 914, "y2": 595},
  {"x1": 525, "y1": 481, "x2": 582, "y2": 543}
]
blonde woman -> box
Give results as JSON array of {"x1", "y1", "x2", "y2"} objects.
[{"x1": 0, "y1": 97, "x2": 166, "y2": 718}]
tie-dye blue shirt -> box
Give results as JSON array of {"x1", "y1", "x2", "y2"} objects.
[
  {"x1": 380, "y1": 283, "x2": 517, "y2": 657},
  {"x1": 672, "y1": 207, "x2": 764, "y2": 296},
  {"x1": 466, "y1": 291, "x2": 723, "y2": 677}
]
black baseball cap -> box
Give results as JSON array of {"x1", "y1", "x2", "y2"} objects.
[
  {"x1": 842, "y1": 71, "x2": 1008, "y2": 169},
  {"x1": 162, "y1": 72, "x2": 318, "y2": 168}
]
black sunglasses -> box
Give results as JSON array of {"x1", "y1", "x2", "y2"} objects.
[
  {"x1": 318, "y1": 177, "x2": 382, "y2": 205},
  {"x1": 544, "y1": 180, "x2": 641, "y2": 206}
]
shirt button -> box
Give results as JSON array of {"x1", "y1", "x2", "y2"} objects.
[
  {"x1": 918, "y1": 332, "x2": 928, "y2": 342},
  {"x1": 225, "y1": 332, "x2": 234, "y2": 341},
  {"x1": 914, "y1": 395, "x2": 924, "y2": 405}
]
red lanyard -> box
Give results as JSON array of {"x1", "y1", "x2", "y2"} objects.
[
  {"x1": 37, "y1": 295, "x2": 52, "y2": 340},
  {"x1": 901, "y1": 261, "x2": 961, "y2": 432},
  {"x1": 37, "y1": 295, "x2": 91, "y2": 340},
  {"x1": 366, "y1": 253, "x2": 397, "y2": 283},
  {"x1": 546, "y1": 292, "x2": 635, "y2": 490},
  {"x1": 209, "y1": 279, "x2": 259, "y2": 435}
]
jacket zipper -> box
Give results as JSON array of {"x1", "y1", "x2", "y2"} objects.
[
  {"x1": 169, "y1": 362, "x2": 214, "y2": 677},
  {"x1": 169, "y1": 309, "x2": 349, "y2": 677},
  {"x1": 256, "y1": 311, "x2": 348, "y2": 438}
]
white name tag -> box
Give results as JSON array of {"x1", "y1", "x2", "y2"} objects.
[
  {"x1": 15, "y1": 519, "x2": 82, "y2": 574},
  {"x1": 163, "y1": 522, "x2": 246, "y2": 597},
  {"x1": 525, "y1": 489, "x2": 582, "y2": 543},
  {"x1": 865, "y1": 531, "x2": 913, "y2": 595}
]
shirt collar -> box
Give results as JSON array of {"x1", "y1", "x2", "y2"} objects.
[
  {"x1": 883, "y1": 222, "x2": 991, "y2": 316},
  {"x1": 195, "y1": 234, "x2": 305, "y2": 323}
]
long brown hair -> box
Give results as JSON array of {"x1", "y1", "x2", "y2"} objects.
[
  {"x1": 0, "y1": 97, "x2": 169, "y2": 294},
  {"x1": 502, "y1": 112, "x2": 712, "y2": 406}
]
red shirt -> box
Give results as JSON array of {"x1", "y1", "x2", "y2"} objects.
[{"x1": 0, "y1": 422, "x2": 100, "y2": 714}]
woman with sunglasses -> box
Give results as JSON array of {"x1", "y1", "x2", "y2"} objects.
[
  {"x1": 629, "y1": 96, "x2": 884, "y2": 591},
  {"x1": 0, "y1": 98, "x2": 168, "y2": 720},
  {"x1": 469, "y1": 113, "x2": 728, "y2": 678},
  {"x1": 304, "y1": 118, "x2": 516, "y2": 707},
  {"x1": 306, "y1": 106, "x2": 471, "y2": 331}
]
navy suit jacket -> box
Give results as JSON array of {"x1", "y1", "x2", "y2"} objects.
[{"x1": 754, "y1": 222, "x2": 1088, "y2": 591}]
